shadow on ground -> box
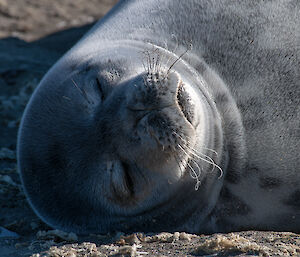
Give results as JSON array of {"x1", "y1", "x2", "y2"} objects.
[{"x1": 0, "y1": 24, "x2": 92, "y2": 257}]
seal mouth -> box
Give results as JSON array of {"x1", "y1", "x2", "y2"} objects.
[
  {"x1": 176, "y1": 82, "x2": 194, "y2": 125},
  {"x1": 121, "y1": 161, "x2": 135, "y2": 196},
  {"x1": 110, "y1": 160, "x2": 138, "y2": 205}
]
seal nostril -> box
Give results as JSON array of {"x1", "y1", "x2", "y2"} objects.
[{"x1": 177, "y1": 83, "x2": 194, "y2": 124}]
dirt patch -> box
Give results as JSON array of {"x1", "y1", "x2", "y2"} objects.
[
  {"x1": 0, "y1": 0, "x2": 118, "y2": 41},
  {"x1": 0, "y1": 1, "x2": 299, "y2": 256}
]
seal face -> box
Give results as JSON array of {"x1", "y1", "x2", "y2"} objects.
[{"x1": 18, "y1": 0, "x2": 300, "y2": 234}]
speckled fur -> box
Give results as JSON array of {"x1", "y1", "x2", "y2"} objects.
[{"x1": 18, "y1": 0, "x2": 299, "y2": 234}]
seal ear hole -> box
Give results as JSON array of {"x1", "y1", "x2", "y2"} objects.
[{"x1": 96, "y1": 78, "x2": 105, "y2": 101}]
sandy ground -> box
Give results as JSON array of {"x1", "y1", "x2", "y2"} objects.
[
  {"x1": 0, "y1": 0, "x2": 118, "y2": 41},
  {"x1": 0, "y1": 0, "x2": 299, "y2": 256}
]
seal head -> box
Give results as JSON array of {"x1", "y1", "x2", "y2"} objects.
[{"x1": 18, "y1": 41, "x2": 229, "y2": 233}]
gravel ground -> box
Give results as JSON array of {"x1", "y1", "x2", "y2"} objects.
[{"x1": 0, "y1": 1, "x2": 299, "y2": 256}]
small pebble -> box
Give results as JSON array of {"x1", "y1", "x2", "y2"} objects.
[
  {"x1": 179, "y1": 232, "x2": 192, "y2": 241},
  {"x1": 118, "y1": 233, "x2": 141, "y2": 245},
  {"x1": 118, "y1": 244, "x2": 137, "y2": 257},
  {"x1": 173, "y1": 232, "x2": 180, "y2": 241}
]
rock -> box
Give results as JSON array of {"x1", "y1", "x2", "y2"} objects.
[
  {"x1": 144, "y1": 232, "x2": 174, "y2": 243},
  {"x1": 36, "y1": 229, "x2": 78, "y2": 242},
  {"x1": 117, "y1": 244, "x2": 137, "y2": 257},
  {"x1": 194, "y1": 233, "x2": 272, "y2": 256},
  {"x1": 117, "y1": 234, "x2": 141, "y2": 246}
]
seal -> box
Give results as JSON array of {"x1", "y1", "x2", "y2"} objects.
[{"x1": 18, "y1": 0, "x2": 300, "y2": 234}]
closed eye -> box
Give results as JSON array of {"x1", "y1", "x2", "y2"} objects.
[{"x1": 96, "y1": 77, "x2": 105, "y2": 101}]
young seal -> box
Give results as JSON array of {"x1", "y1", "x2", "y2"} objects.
[{"x1": 18, "y1": 0, "x2": 300, "y2": 234}]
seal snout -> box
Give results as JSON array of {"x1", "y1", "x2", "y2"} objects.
[
  {"x1": 119, "y1": 71, "x2": 196, "y2": 160},
  {"x1": 125, "y1": 71, "x2": 195, "y2": 127}
]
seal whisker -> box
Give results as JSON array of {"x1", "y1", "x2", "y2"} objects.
[
  {"x1": 71, "y1": 78, "x2": 92, "y2": 105},
  {"x1": 141, "y1": 53, "x2": 149, "y2": 74},
  {"x1": 167, "y1": 43, "x2": 192, "y2": 75},
  {"x1": 173, "y1": 131, "x2": 219, "y2": 161},
  {"x1": 151, "y1": 47, "x2": 160, "y2": 75},
  {"x1": 154, "y1": 51, "x2": 161, "y2": 75},
  {"x1": 187, "y1": 160, "x2": 201, "y2": 191},
  {"x1": 166, "y1": 48, "x2": 189, "y2": 75},
  {"x1": 185, "y1": 146, "x2": 223, "y2": 179},
  {"x1": 165, "y1": 33, "x2": 179, "y2": 68},
  {"x1": 144, "y1": 50, "x2": 152, "y2": 73},
  {"x1": 62, "y1": 96, "x2": 71, "y2": 101},
  {"x1": 190, "y1": 159, "x2": 203, "y2": 190},
  {"x1": 177, "y1": 143, "x2": 202, "y2": 190},
  {"x1": 149, "y1": 46, "x2": 158, "y2": 74},
  {"x1": 173, "y1": 131, "x2": 223, "y2": 178},
  {"x1": 201, "y1": 147, "x2": 218, "y2": 156}
]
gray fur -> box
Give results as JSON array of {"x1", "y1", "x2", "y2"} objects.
[{"x1": 18, "y1": 0, "x2": 299, "y2": 234}]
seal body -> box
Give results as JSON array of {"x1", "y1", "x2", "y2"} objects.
[{"x1": 18, "y1": 0, "x2": 300, "y2": 234}]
